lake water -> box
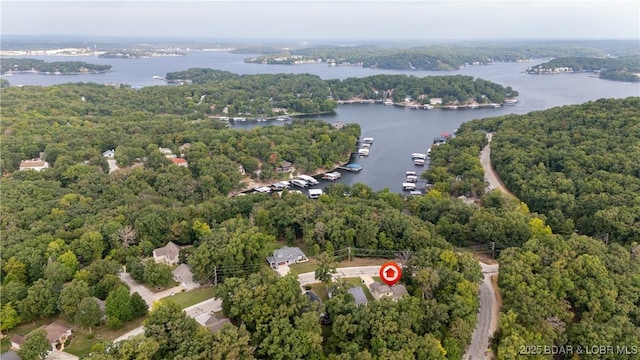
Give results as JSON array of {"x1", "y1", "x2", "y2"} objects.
[{"x1": 3, "y1": 51, "x2": 638, "y2": 193}]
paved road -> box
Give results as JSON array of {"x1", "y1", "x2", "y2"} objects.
[
  {"x1": 464, "y1": 263, "x2": 499, "y2": 360},
  {"x1": 119, "y1": 272, "x2": 183, "y2": 306},
  {"x1": 106, "y1": 159, "x2": 119, "y2": 174},
  {"x1": 480, "y1": 133, "x2": 513, "y2": 196}
]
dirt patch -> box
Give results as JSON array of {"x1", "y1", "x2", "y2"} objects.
[
  {"x1": 338, "y1": 257, "x2": 388, "y2": 267},
  {"x1": 474, "y1": 252, "x2": 498, "y2": 265}
]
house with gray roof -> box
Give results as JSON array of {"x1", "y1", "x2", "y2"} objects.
[
  {"x1": 348, "y1": 287, "x2": 368, "y2": 306},
  {"x1": 391, "y1": 284, "x2": 409, "y2": 301},
  {"x1": 266, "y1": 246, "x2": 308, "y2": 269},
  {"x1": 153, "y1": 241, "x2": 181, "y2": 265},
  {"x1": 204, "y1": 315, "x2": 231, "y2": 333},
  {"x1": 369, "y1": 282, "x2": 393, "y2": 300},
  {"x1": 172, "y1": 263, "x2": 200, "y2": 290}
]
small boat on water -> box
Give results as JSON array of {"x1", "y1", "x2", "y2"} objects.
[
  {"x1": 411, "y1": 153, "x2": 427, "y2": 160},
  {"x1": 383, "y1": 100, "x2": 394, "y2": 106},
  {"x1": 423, "y1": 104, "x2": 434, "y2": 110},
  {"x1": 406, "y1": 171, "x2": 416, "y2": 177},
  {"x1": 233, "y1": 117, "x2": 246, "y2": 121},
  {"x1": 358, "y1": 148, "x2": 370, "y2": 156},
  {"x1": 342, "y1": 163, "x2": 363, "y2": 172},
  {"x1": 414, "y1": 159, "x2": 426, "y2": 166},
  {"x1": 362, "y1": 137, "x2": 374, "y2": 144},
  {"x1": 406, "y1": 175, "x2": 418, "y2": 182},
  {"x1": 308, "y1": 189, "x2": 324, "y2": 199},
  {"x1": 291, "y1": 179, "x2": 309, "y2": 188},
  {"x1": 296, "y1": 175, "x2": 319, "y2": 186},
  {"x1": 323, "y1": 172, "x2": 342, "y2": 181},
  {"x1": 256, "y1": 117, "x2": 267, "y2": 122},
  {"x1": 402, "y1": 182, "x2": 417, "y2": 191}
]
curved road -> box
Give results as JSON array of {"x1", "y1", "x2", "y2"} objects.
[{"x1": 480, "y1": 133, "x2": 513, "y2": 196}]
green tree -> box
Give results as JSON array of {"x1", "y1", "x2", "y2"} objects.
[
  {"x1": 314, "y1": 251, "x2": 337, "y2": 285},
  {"x1": 143, "y1": 261, "x2": 172, "y2": 288},
  {"x1": 144, "y1": 301, "x2": 199, "y2": 358},
  {"x1": 19, "y1": 329, "x2": 52, "y2": 360},
  {"x1": 19, "y1": 279, "x2": 58, "y2": 321},
  {"x1": 0, "y1": 302, "x2": 20, "y2": 332},
  {"x1": 105, "y1": 285, "x2": 133, "y2": 325},
  {"x1": 75, "y1": 297, "x2": 102, "y2": 333},
  {"x1": 59, "y1": 279, "x2": 91, "y2": 321}
]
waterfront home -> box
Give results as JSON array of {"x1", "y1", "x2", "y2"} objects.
[
  {"x1": 19, "y1": 159, "x2": 49, "y2": 171},
  {"x1": 267, "y1": 246, "x2": 308, "y2": 269},
  {"x1": 430, "y1": 98, "x2": 443, "y2": 105},
  {"x1": 278, "y1": 161, "x2": 293, "y2": 172}
]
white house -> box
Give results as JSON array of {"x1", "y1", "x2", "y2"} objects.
[
  {"x1": 102, "y1": 149, "x2": 115, "y2": 159},
  {"x1": 19, "y1": 159, "x2": 49, "y2": 171}
]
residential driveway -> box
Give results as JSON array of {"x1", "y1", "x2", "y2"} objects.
[
  {"x1": 119, "y1": 272, "x2": 183, "y2": 306},
  {"x1": 106, "y1": 159, "x2": 119, "y2": 174},
  {"x1": 298, "y1": 266, "x2": 382, "y2": 285},
  {"x1": 45, "y1": 351, "x2": 79, "y2": 360},
  {"x1": 464, "y1": 262, "x2": 499, "y2": 360}
]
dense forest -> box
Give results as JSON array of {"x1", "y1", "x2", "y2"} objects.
[
  {"x1": 167, "y1": 69, "x2": 517, "y2": 104},
  {"x1": 462, "y1": 97, "x2": 640, "y2": 244},
  {"x1": 527, "y1": 56, "x2": 640, "y2": 82},
  {"x1": 240, "y1": 41, "x2": 639, "y2": 71},
  {"x1": 0, "y1": 58, "x2": 112, "y2": 74},
  {"x1": 2, "y1": 72, "x2": 638, "y2": 359}
]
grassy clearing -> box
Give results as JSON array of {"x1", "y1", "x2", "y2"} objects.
[
  {"x1": 65, "y1": 317, "x2": 145, "y2": 358},
  {"x1": 308, "y1": 283, "x2": 330, "y2": 301},
  {"x1": 160, "y1": 286, "x2": 216, "y2": 309},
  {"x1": 289, "y1": 259, "x2": 319, "y2": 274}
]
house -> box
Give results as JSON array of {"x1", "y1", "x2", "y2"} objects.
[
  {"x1": 19, "y1": 159, "x2": 49, "y2": 171},
  {"x1": 266, "y1": 246, "x2": 308, "y2": 269},
  {"x1": 204, "y1": 315, "x2": 231, "y2": 333},
  {"x1": 172, "y1": 263, "x2": 200, "y2": 290},
  {"x1": 13, "y1": 322, "x2": 73, "y2": 351},
  {"x1": 159, "y1": 147, "x2": 176, "y2": 159},
  {"x1": 43, "y1": 322, "x2": 73, "y2": 351},
  {"x1": 10, "y1": 335, "x2": 25, "y2": 351},
  {"x1": 430, "y1": 98, "x2": 443, "y2": 105},
  {"x1": 277, "y1": 160, "x2": 293, "y2": 172},
  {"x1": 391, "y1": 284, "x2": 409, "y2": 301},
  {"x1": 153, "y1": 241, "x2": 181, "y2": 265},
  {"x1": 170, "y1": 158, "x2": 189, "y2": 167},
  {"x1": 369, "y1": 282, "x2": 393, "y2": 300},
  {"x1": 102, "y1": 149, "x2": 115, "y2": 159},
  {"x1": 348, "y1": 287, "x2": 368, "y2": 306}
]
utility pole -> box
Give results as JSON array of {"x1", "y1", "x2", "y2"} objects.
[
  {"x1": 348, "y1": 247, "x2": 351, "y2": 262},
  {"x1": 491, "y1": 242, "x2": 495, "y2": 259},
  {"x1": 214, "y1": 266, "x2": 218, "y2": 286}
]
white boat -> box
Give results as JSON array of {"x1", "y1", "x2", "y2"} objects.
[
  {"x1": 291, "y1": 179, "x2": 309, "y2": 188},
  {"x1": 308, "y1": 189, "x2": 324, "y2": 199},
  {"x1": 270, "y1": 181, "x2": 290, "y2": 191},
  {"x1": 406, "y1": 171, "x2": 416, "y2": 176},
  {"x1": 254, "y1": 186, "x2": 272, "y2": 194},
  {"x1": 383, "y1": 100, "x2": 394, "y2": 106},
  {"x1": 296, "y1": 175, "x2": 319, "y2": 185},
  {"x1": 406, "y1": 175, "x2": 418, "y2": 182},
  {"x1": 362, "y1": 137, "x2": 374, "y2": 144},
  {"x1": 323, "y1": 172, "x2": 342, "y2": 181},
  {"x1": 256, "y1": 117, "x2": 267, "y2": 122},
  {"x1": 361, "y1": 143, "x2": 371, "y2": 149},
  {"x1": 358, "y1": 148, "x2": 370, "y2": 156},
  {"x1": 276, "y1": 117, "x2": 286, "y2": 121},
  {"x1": 410, "y1": 190, "x2": 422, "y2": 196},
  {"x1": 423, "y1": 105, "x2": 434, "y2": 110},
  {"x1": 414, "y1": 159, "x2": 426, "y2": 166},
  {"x1": 219, "y1": 116, "x2": 229, "y2": 121},
  {"x1": 411, "y1": 153, "x2": 427, "y2": 160},
  {"x1": 402, "y1": 183, "x2": 417, "y2": 191},
  {"x1": 233, "y1": 117, "x2": 246, "y2": 121}
]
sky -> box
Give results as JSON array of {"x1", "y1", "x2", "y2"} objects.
[{"x1": 2, "y1": 0, "x2": 639, "y2": 41}]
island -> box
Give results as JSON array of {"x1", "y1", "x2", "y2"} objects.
[
  {"x1": 0, "y1": 58, "x2": 112, "y2": 75},
  {"x1": 526, "y1": 56, "x2": 640, "y2": 82},
  {"x1": 99, "y1": 50, "x2": 186, "y2": 59}
]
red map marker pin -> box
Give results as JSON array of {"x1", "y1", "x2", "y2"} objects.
[{"x1": 379, "y1": 261, "x2": 402, "y2": 287}]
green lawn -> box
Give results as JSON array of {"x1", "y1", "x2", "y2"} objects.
[
  {"x1": 308, "y1": 283, "x2": 330, "y2": 301},
  {"x1": 160, "y1": 286, "x2": 216, "y2": 309},
  {"x1": 65, "y1": 317, "x2": 145, "y2": 358},
  {"x1": 289, "y1": 260, "x2": 319, "y2": 274}
]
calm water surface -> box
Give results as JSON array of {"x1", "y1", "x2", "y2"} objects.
[{"x1": 3, "y1": 52, "x2": 638, "y2": 193}]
